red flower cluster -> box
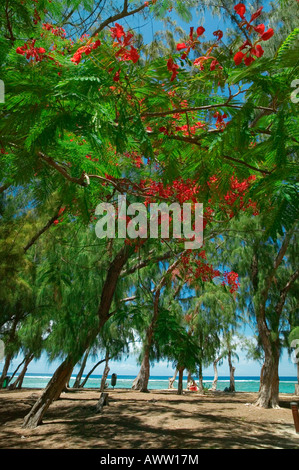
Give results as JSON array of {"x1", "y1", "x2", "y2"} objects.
[
  {"x1": 233, "y1": 3, "x2": 274, "y2": 66},
  {"x1": 167, "y1": 57, "x2": 179, "y2": 82},
  {"x1": 16, "y1": 40, "x2": 46, "y2": 62},
  {"x1": 110, "y1": 23, "x2": 140, "y2": 63},
  {"x1": 124, "y1": 151, "x2": 143, "y2": 168},
  {"x1": 223, "y1": 271, "x2": 240, "y2": 293},
  {"x1": 180, "y1": 252, "x2": 221, "y2": 284},
  {"x1": 207, "y1": 174, "x2": 258, "y2": 216},
  {"x1": 140, "y1": 178, "x2": 200, "y2": 205},
  {"x1": 42, "y1": 23, "x2": 66, "y2": 38},
  {"x1": 71, "y1": 39, "x2": 101, "y2": 64},
  {"x1": 176, "y1": 26, "x2": 205, "y2": 59},
  {"x1": 176, "y1": 121, "x2": 205, "y2": 135},
  {"x1": 193, "y1": 30, "x2": 224, "y2": 72},
  {"x1": 214, "y1": 111, "x2": 228, "y2": 130},
  {"x1": 33, "y1": 8, "x2": 41, "y2": 25}
]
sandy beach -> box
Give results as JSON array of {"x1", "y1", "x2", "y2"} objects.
[{"x1": 0, "y1": 388, "x2": 298, "y2": 449}]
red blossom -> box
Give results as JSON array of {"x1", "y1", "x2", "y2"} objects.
[
  {"x1": 213, "y1": 30, "x2": 223, "y2": 41},
  {"x1": 16, "y1": 40, "x2": 46, "y2": 62},
  {"x1": 234, "y1": 3, "x2": 246, "y2": 18},
  {"x1": 197, "y1": 26, "x2": 205, "y2": 36},
  {"x1": 233, "y1": 5, "x2": 274, "y2": 67},
  {"x1": 249, "y1": 6, "x2": 263, "y2": 23},
  {"x1": 167, "y1": 57, "x2": 179, "y2": 81},
  {"x1": 176, "y1": 43, "x2": 187, "y2": 51},
  {"x1": 251, "y1": 44, "x2": 264, "y2": 58},
  {"x1": 260, "y1": 28, "x2": 274, "y2": 41},
  {"x1": 254, "y1": 23, "x2": 265, "y2": 35}
]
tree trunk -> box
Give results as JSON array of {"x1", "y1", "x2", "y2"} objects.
[
  {"x1": 0, "y1": 352, "x2": 13, "y2": 389},
  {"x1": 8, "y1": 357, "x2": 27, "y2": 385},
  {"x1": 132, "y1": 350, "x2": 150, "y2": 392},
  {"x1": 0, "y1": 315, "x2": 19, "y2": 388},
  {"x1": 100, "y1": 352, "x2": 110, "y2": 392},
  {"x1": 177, "y1": 367, "x2": 184, "y2": 395},
  {"x1": 255, "y1": 320, "x2": 280, "y2": 408},
  {"x1": 22, "y1": 357, "x2": 75, "y2": 428},
  {"x1": 198, "y1": 362, "x2": 204, "y2": 393},
  {"x1": 259, "y1": 363, "x2": 265, "y2": 392},
  {"x1": 132, "y1": 257, "x2": 183, "y2": 393},
  {"x1": 72, "y1": 349, "x2": 89, "y2": 388},
  {"x1": 79, "y1": 357, "x2": 107, "y2": 388},
  {"x1": 168, "y1": 369, "x2": 178, "y2": 389},
  {"x1": 228, "y1": 351, "x2": 235, "y2": 392},
  {"x1": 211, "y1": 360, "x2": 218, "y2": 391},
  {"x1": 95, "y1": 392, "x2": 109, "y2": 413},
  {"x1": 9, "y1": 354, "x2": 34, "y2": 390},
  {"x1": 22, "y1": 244, "x2": 135, "y2": 429}
]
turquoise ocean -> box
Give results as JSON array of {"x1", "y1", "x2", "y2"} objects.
[{"x1": 11, "y1": 373, "x2": 298, "y2": 394}]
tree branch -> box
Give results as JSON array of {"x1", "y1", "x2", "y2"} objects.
[
  {"x1": 92, "y1": 1, "x2": 148, "y2": 37},
  {"x1": 140, "y1": 103, "x2": 275, "y2": 120},
  {"x1": 275, "y1": 268, "x2": 299, "y2": 317},
  {"x1": 23, "y1": 207, "x2": 62, "y2": 252}
]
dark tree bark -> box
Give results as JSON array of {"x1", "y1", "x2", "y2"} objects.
[
  {"x1": 177, "y1": 368, "x2": 184, "y2": 395},
  {"x1": 22, "y1": 244, "x2": 134, "y2": 429},
  {"x1": 22, "y1": 357, "x2": 75, "y2": 428}
]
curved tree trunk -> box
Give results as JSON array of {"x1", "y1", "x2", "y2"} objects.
[
  {"x1": 168, "y1": 369, "x2": 178, "y2": 389},
  {"x1": 0, "y1": 352, "x2": 13, "y2": 389},
  {"x1": 0, "y1": 315, "x2": 19, "y2": 389},
  {"x1": 9, "y1": 354, "x2": 34, "y2": 390},
  {"x1": 22, "y1": 357, "x2": 75, "y2": 428},
  {"x1": 22, "y1": 244, "x2": 134, "y2": 429},
  {"x1": 8, "y1": 357, "x2": 27, "y2": 385},
  {"x1": 73, "y1": 349, "x2": 89, "y2": 388},
  {"x1": 79, "y1": 357, "x2": 107, "y2": 388}
]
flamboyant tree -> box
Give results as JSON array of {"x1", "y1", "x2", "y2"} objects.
[{"x1": 0, "y1": 0, "x2": 298, "y2": 426}]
